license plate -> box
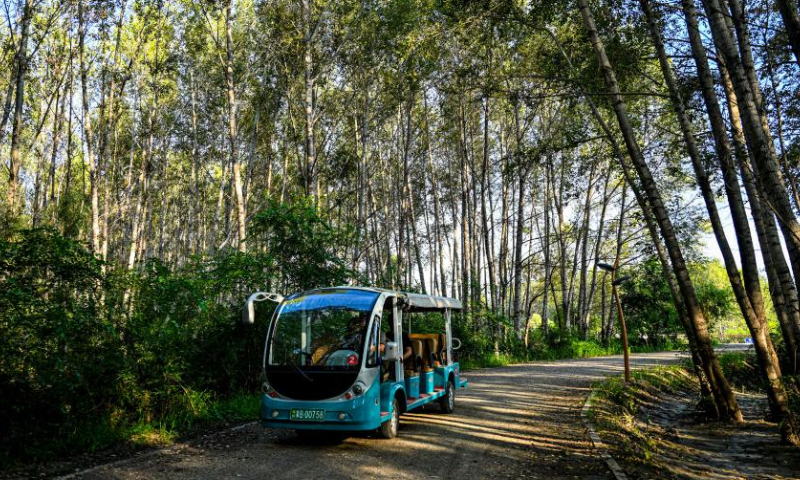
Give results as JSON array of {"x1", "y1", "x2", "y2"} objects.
[{"x1": 290, "y1": 408, "x2": 325, "y2": 422}]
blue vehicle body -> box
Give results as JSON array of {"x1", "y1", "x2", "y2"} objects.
[
  {"x1": 261, "y1": 364, "x2": 467, "y2": 431},
  {"x1": 253, "y1": 287, "x2": 466, "y2": 436}
]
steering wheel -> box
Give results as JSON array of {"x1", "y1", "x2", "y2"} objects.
[
  {"x1": 451, "y1": 337, "x2": 462, "y2": 350},
  {"x1": 324, "y1": 349, "x2": 359, "y2": 366}
]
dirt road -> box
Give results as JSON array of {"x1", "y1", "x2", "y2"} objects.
[{"x1": 71, "y1": 351, "x2": 685, "y2": 479}]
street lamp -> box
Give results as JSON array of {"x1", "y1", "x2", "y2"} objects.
[{"x1": 598, "y1": 262, "x2": 631, "y2": 383}]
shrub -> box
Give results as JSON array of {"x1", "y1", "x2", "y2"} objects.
[
  {"x1": 0, "y1": 199, "x2": 355, "y2": 465},
  {"x1": 0, "y1": 228, "x2": 121, "y2": 462}
]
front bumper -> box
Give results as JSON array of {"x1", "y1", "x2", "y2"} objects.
[{"x1": 260, "y1": 383, "x2": 382, "y2": 431}]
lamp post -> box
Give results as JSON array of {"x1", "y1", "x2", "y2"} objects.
[{"x1": 598, "y1": 262, "x2": 631, "y2": 383}]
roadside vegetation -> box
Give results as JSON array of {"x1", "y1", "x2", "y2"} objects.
[
  {"x1": 0, "y1": 212, "x2": 734, "y2": 468},
  {"x1": 588, "y1": 364, "x2": 697, "y2": 466},
  {"x1": 588, "y1": 352, "x2": 800, "y2": 475}
]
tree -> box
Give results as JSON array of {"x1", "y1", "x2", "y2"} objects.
[{"x1": 576, "y1": 0, "x2": 742, "y2": 422}]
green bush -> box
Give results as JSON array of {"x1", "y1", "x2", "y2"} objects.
[
  {"x1": 0, "y1": 228, "x2": 123, "y2": 462},
  {"x1": 0, "y1": 199, "x2": 354, "y2": 466}
]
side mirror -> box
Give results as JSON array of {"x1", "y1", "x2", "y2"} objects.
[
  {"x1": 243, "y1": 299, "x2": 256, "y2": 325},
  {"x1": 241, "y1": 291, "x2": 284, "y2": 325},
  {"x1": 396, "y1": 296, "x2": 409, "y2": 310},
  {"x1": 383, "y1": 341, "x2": 401, "y2": 362}
]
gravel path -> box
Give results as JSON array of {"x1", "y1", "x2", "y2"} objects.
[{"x1": 70, "y1": 351, "x2": 685, "y2": 480}]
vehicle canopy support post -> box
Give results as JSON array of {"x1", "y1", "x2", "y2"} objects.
[
  {"x1": 301, "y1": 311, "x2": 312, "y2": 361},
  {"x1": 445, "y1": 309, "x2": 452, "y2": 366},
  {"x1": 393, "y1": 296, "x2": 403, "y2": 382}
]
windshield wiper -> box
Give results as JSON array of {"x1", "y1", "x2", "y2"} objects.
[{"x1": 286, "y1": 356, "x2": 314, "y2": 383}]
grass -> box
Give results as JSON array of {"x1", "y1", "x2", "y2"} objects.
[
  {"x1": 587, "y1": 364, "x2": 695, "y2": 467},
  {"x1": 584, "y1": 352, "x2": 779, "y2": 471},
  {"x1": 4, "y1": 392, "x2": 262, "y2": 470},
  {"x1": 459, "y1": 340, "x2": 685, "y2": 370}
]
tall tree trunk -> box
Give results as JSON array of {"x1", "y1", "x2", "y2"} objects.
[
  {"x1": 499, "y1": 145, "x2": 510, "y2": 314},
  {"x1": 481, "y1": 98, "x2": 498, "y2": 311},
  {"x1": 424, "y1": 97, "x2": 447, "y2": 297},
  {"x1": 512, "y1": 166, "x2": 526, "y2": 335},
  {"x1": 577, "y1": 160, "x2": 597, "y2": 336},
  {"x1": 719, "y1": 57, "x2": 800, "y2": 370},
  {"x1": 225, "y1": 1, "x2": 246, "y2": 252},
  {"x1": 578, "y1": 0, "x2": 742, "y2": 422},
  {"x1": 778, "y1": 0, "x2": 800, "y2": 67},
  {"x1": 302, "y1": 0, "x2": 316, "y2": 198},
  {"x1": 0, "y1": 72, "x2": 15, "y2": 146},
  {"x1": 128, "y1": 108, "x2": 155, "y2": 270},
  {"x1": 6, "y1": 0, "x2": 34, "y2": 216},
  {"x1": 553, "y1": 159, "x2": 570, "y2": 329},
  {"x1": 648, "y1": 0, "x2": 797, "y2": 442},
  {"x1": 189, "y1": 69, "x2": 201, "y2": 255},
  {"x1": 400, "y1": 93, "x2": 426, "y2": 293},
  {"x1": 79, "y1": 0, "x2": 100, "y2": 252},
  {"x1": 584, "y1": 163, "x2": 613, "y2": 335},
  {"x1": 541, "y1": 158, "x2": 552, "y2": 337},
  {"x1": 459, "y1": 105, "x2": 470, "y2": 310},
  {"x1": 48, "y1": 88, "x2": 64, "y2": 208}
]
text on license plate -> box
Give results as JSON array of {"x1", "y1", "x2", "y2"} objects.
[{"x1": 290, "y1": 409, "x2": 325, "y2": 421}]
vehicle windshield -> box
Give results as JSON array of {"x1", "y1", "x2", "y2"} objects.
[{"x1": 268, "y1": 289, "x2": 379, "y2": 371}]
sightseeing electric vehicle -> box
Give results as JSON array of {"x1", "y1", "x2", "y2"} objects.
[{"x1": 242, "y1": 287, "x2": 467, "y2": 439}]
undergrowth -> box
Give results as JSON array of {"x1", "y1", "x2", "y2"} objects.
[
  {"x1": 587, "y1": 352, "x2": 800, "y2": 471},
  {"x1": 5, "y1": 392, "x2": 261, "y2": 468},
  {"x1": 588, "y1": 365, "x2": 695, "y2": 467},
  {"x1": 459, "y1": 340, "x2": 683, "y2": 370}
]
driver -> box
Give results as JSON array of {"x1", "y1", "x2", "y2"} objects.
[{"x1": 340, "y1": 314, "x2": 369, "y2": 350}]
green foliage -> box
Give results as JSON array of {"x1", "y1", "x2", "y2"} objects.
[
  {"x1": 620, "y1": 257, "x2": 745, "y2": 344},
  {"x1": 0, "y1": 200, "x2": 353, "y2": 466},
  {"x1": 249, "y1": 197, "x2": 353, "y2": 291},
  {"x1": 716, "y1": 352, "x2": 764, "y2": 392},
  {"x1": 0, "y1": 228, "x2": 121, "y2": 462},
  {"x1": 619, "y1": 257, "x2": 683, "y2": 343},
  {"x1": 785, "y1": 376, "x2": 800, "y2": 419},
  {"x1": 690, "y1": 261, "x2": 742, "y2": 340}
]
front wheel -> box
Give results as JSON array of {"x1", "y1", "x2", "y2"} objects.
[
  {"x1": 440, "y1": 378, "x2": 455, "y2": 414},
  {"x1": 379, "y1": 397, "x2": 400, "y2": 439}
]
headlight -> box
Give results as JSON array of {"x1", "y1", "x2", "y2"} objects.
[
  {"x1": 353, "y1": 382, "x2": 366, "y2": 396},
  {"x1": 263, "y1": 382, "x2": 278, "y2": 398}
]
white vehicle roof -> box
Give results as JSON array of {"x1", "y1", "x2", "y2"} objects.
[{"x1": 305, "y1": 286, "x2": 463, "y2": 311}]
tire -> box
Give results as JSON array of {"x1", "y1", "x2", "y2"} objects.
[
  {"x1": 440, "y1": 378, "x2": 455, "y2": 414},
  {"x1": 379, "y1": 397, "x2": 400, "y2": 439}
]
